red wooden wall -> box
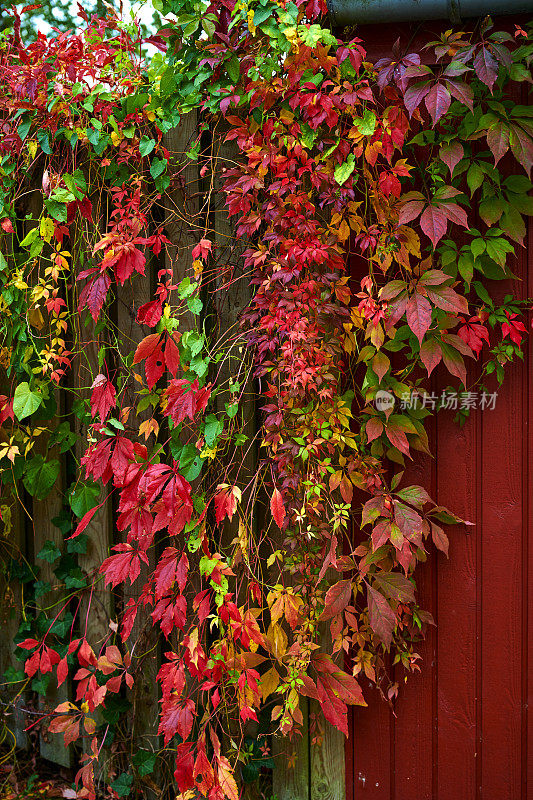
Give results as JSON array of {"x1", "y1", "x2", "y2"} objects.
[
  {"x1": 347, "y1": 220, "x2": 532, "y2": 800},
  {"x1": 346, "y1": 23, "x2": 531, "y2": 800}
]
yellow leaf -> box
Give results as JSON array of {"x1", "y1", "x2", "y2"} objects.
[
  {"x1": 259, "y1": 666, "x2": 280, "y2": 702},
  {"x1": 39, "y1": 216, "x2": 55, "y2": 243},
  {"x1": 267, "y1": 622, "x2": 288, "y2": 660},
  {"x1": 28, "y1": 307, "x2": 44, "y2": 330},
  {"x1": 139, "y1": 418, "x2": 159, "y2": 440},
  {"x1": 193, "y1": 259, "x2": 204, "y2": 278}
]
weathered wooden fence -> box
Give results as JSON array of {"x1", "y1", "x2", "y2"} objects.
[{"x1": 0, "y1": 110, "x2": 346, "y2": 798}]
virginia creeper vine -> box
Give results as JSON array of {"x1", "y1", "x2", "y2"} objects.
[{"x1": 0, "y1": 2, "x2": 532, "y2": 798}]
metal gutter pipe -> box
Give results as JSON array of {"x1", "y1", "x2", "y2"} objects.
[{"x1": 327, "y1": 0, "x2": 533, "y2": 27}]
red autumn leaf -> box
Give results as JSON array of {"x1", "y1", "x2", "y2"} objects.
[
  {"x1": 100, "y1": 543, "x2": 147, "y2": 587},
  {"x1": 367, "y1": 584, "x2": 397, "y2": 647},
  {"x1": 217, "y1": 755, "x2": 239, "y2": 800},
  {"x1": 403, "y1": 82, "x2": 430, "y2": 116},
  {"x1": 487, "y1": 123, "x2": 510, "y2": 165},
  {"x1": 385, "y1": 423, "x2": 411, "y2": 456},
  {"x1": 501, "y1": 310, "x2": 528, "y2": 347},
  {"x1": 270, "y1": 488, "x2": 286, "y2": 528},
  {"x1": 163, "y1": 378, "x2": 210, "y2": 425},
  {"x1": 426, "y1": 285, "x2": 468, "y2": 315},
  {"x1": 439, "y1": 142, "x2": 464, "y2": 177},
  {"x1": 366, "y1": 416, "x2": 384, "y2": 442},
  {"x1": 133, "y1": 333, "x2": 181, "y2": 389},
  {"x1": 191, "y1": 238, "x2": 212, "y2": 260},
  {"x1": 214, "y1": 486, "x2": 239, "y2": 524},
  {"x1": 509, "y1": 124, "x2": 533, "y2": 177},
  {"x1": 424, "y1": 82, "x2": 451, "y2": 125},
  {"x1": 320, "y1": 579, "x2": 352, "y2": 620},
  {"x1": 136, "y1": 299, "x2": 163, "y2": 327},
  {"x1": 440, "y1": 342, "x2": 467, "y2": 385},
  {"x1": 174, "y1": 743, "x2": 195, "y2": 793},
  {"x1": 406, "y1": 292, "x2": 432, "y2": 344},
  {"x1": 431, "y1": 521, "x2": 449, "y2": 556},
  {"x1": 70, "y1": 502, "x2": 103, "y2": 538},
  {"x1": 112, "y1": 242, "x2": 146, "y2": 285},
  {"x1": 457, "y1": 316, "x2": 490, "y2": 357},
  {"x1": 420, "y1": 205, "x2": 447, "y2": 248},
  {"x1": 446, "y1": 79, "x2": 474, "y2": 112},
  {"x1": 57, "y1": 656, "x2": 69, "y2": 687},
  {"x1": 398, "y1": 196, "x2": 425, "y2": 225},
  {"x1": 419, "y1": 338, "x2": 442, "y2": 376},
  {"x1": 439, "y1": 201, "x2": 469, "y2": 229},
  {"x1": 133, "y1": 333, "x2": 164, "y2": 388},
  {"x1": 79, "y1": 271, "x2": 111, "y2": 321},
  {"x1": 393, "y1": 500, "x2": 424, "y2": 536},
  {"x1": 159, "y1": 697, "x2": 195, "y2": 744},
  {"x1": 474, "y1": 46, "x2": 499, "y2": 92},
  {"x1": 373, "y1": 572, "x2": 415, "y2": 603},
  {"x1": 90, "y1": 374, "x2": 116, "y2": 422}
]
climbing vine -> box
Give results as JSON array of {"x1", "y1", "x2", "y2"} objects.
[{"x1": 0, "y1": 2, "x2": 532, "y2": 798}]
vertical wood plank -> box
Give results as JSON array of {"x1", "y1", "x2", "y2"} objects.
[
  {"x1": 273, "y1": 697, "x2": 310, "y2": 800},
  {"x1": 351, "y1": 680, "x2": 391, "y2": 799},
  {"x1": 392, "y1": 449, "x2": 436, "y2": 800},
  {"x1": 310, "y1": 699, "x2": 345, "y2": 800},
  {"x1": 525, "y1": 214, "x2": 532, "y2": 800},
  {"x1": 32, "y1": 391, "x2": 72, "y2": 766},
  {"x1": 477, "y1": 232, "x2": 526, "y2": 800},
  {"x1": 72, "y1": 324, "x2": 113, "y2": 655},
  {"x1": 164, "y1": 110, "x2": 200, "y2": 334},
  {"x1": 435, "y1": 408, "x2": 478, "y2": 800},
  {"x1": 0, "y1": 486, "x2": 28, "y2": 749},
  {"x1": 116, "y1": 261, "x2": 160, "y2": 753},
  {"x1": 71, "y1": 274, "x2": 113, "y2": 788}
]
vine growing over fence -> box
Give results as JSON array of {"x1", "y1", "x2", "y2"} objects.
[{"x1": 0, "y1": 2, "x2": 532, "y2": 797}]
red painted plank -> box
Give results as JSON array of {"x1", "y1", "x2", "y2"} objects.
[
  {"x1": 526, "y1": 214, "x2": 532, "y2": 800},
  {"x1": 435, "y1": 407, "x2": 479, "y2": 800},
  {"x1": 351, "y1": 680, "x2": 392, "y2": 798},
  {"x1": 392, "y1": 449, "x2": 436, "y2": 800}
]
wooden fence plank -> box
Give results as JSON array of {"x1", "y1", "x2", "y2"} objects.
[
  {"x1": 116, "y1": 260, "x2": 160, "y2": 756},
  {"x1": 0, "y1": 485, "x2": 28, "y2": 750},
  {"x1": 273, "y1": 698, "x2": 310, "y2": 800},
  {"x1": 32, "y1": 389, "x2": 72, "y2": 766}
]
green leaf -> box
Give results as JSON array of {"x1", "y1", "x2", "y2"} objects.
[
  {"x1": 225, "y1": 401, "x2": 239, "y2": 418},
  {"x1": 226, "y1": 55, "x2": 240, "y2": 83},
  {"x1": 13, "y1": 382, "x2": 42, "y2": 420},
  {"x1": 204, "y1": 414, "x2": 223, "y2": 447},
  {"x1": 37, "y1": 540, "x2": 61, "y2": 564},
  {"x1": 150, "y1": 158, "x2": 167, "y2": 179},
  {"x1": 17, "y1": 118, "x2": 31, "y2": 141},
  {"x1": 110, "y1": 773, "x2": 133, "y2": 798},
  {"x1": 354, "y1": 109, "x2": 377, "y2": 136},
  {"x1": 23, "y1": 457, "x2": 60, "y2": 500},
  {"x1": 19, "y1": 228, "x2": 38, "y2": 247},
  {"x1": 67, "y1": 533, "x2": 88, "y2": 555},
  {"x1": 44, "y1": 199, "x2": 67, "y2": 223},
  {"x1": 69, "y1": 481, "x2": 100, "y2": 518},
  {"x1": 467, "y1": 163, "x2": 484, "y2": 194},
  {"x1": 139, "y1": 137, "x2": 156, "y2": 157},
  {"x1": 334, "y1": 153, "x2": 356, "y2": 186},
  {"x1": 187, "y1": 296, "x2": 203, "y2": 315},
  {"x1": 132, "y1": 750, "x2": 157, "y2": 777},
  {"x1": 31, "y1": 673, "x2": 51, "y2": 696}
]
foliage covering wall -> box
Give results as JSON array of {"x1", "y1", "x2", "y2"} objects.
[{"x1": 0, "y1": 2, "x2": 532, "y2": 798}]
